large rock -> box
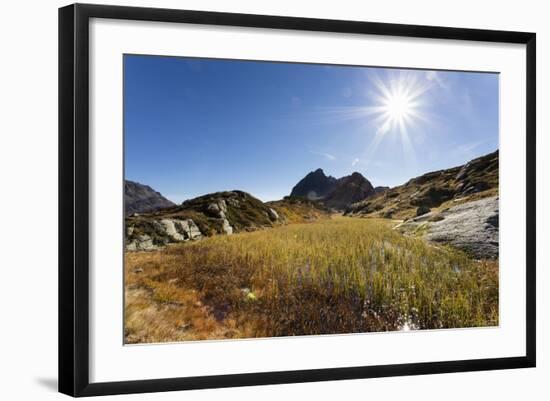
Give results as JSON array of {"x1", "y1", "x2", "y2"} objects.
[
  {"x1": 206, "y1": 200, "x2": 228, "y2": 219},
  {"x1": 268, "y1": 208, "x2": 279, "y2": 221},
  {"x1": 426, "y1": 197, "x2": 498, "y2": 259},
  {"x1": 160, "y1": 219, "x2": 202, "y2": 242},
  {"x1": 221, "y1": 218, "x2": 233, "y2": 235},
  {"x1": 126, "y1": 234, "x2": 159, "y2": 251},
  {"x1": 126, "y1": 218, "x2": 202, "y2": 251},
  {"x1": 396, "y1": 196, "x2": 499, "y2": 259}
]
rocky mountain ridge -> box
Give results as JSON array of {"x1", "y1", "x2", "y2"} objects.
[
  {"x1": 290, "y1": 168, "x2": 338, "y2": 200},
  {"x1": 125, "y1": 180, "x2": 175, "y2": 215},
  {"x1": 323, "y1": 172, "x2": 375, "y2": 210},
  {"x1": 290, "y1": 169, "x2": 379, "y2": 210}
]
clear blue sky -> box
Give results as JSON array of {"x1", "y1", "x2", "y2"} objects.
[{"x1": 124, "y1": 55, "x2": 499, "y2": 203}]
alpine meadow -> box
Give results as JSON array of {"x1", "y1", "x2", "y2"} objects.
[{"x1": 124, "y1": 55, "x2": 499, "y2": 344}]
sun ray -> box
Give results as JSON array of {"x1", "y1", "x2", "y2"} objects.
[{"x1": 312, "y1": 70, "x2": 434, "y2": 165}]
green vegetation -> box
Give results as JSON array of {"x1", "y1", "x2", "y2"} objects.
[
  {"x1": 268, "y1": 196, "x2": 330, "y2": 223},
  {"x1": 126, "y1": 192, "x2": 330, "y2": 246},
  {"x1": 125, "y1": 216, "x2": 498, "y2": 343},
  {"x1": 347, "y1": 150, "x2": 498, "y2": 219}
]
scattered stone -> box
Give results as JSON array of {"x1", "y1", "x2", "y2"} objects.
[
  {"x1": 126, "y1": 234, "x2": 158, "y2": 251},
  {"x1": 221, "y1": 218, "x2": 233, "y2": 235},
  {"x1": 416, "y1": 205, "x2": 431, "y2": 216},
  {"x1": 133, "y1": 267, "x2": 144, "y2": 273},
  {"x1": 207, "y1": 200, "x2": 228, "y2": 219},
  {"x1": 268, "y1": 208, "x2": 279, "y2": 221}
]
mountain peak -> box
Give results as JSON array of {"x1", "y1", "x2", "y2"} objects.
[
  {"x1": 124, "y1": 180, "x2": 175, "y2": 215},
  {"x1": 290, "y1": 169, "x2": 338, "y2": 200},
  {"x1": 290, "y1": 169, "x2": 376, "y2": 210},
  {"x1": 324, "y1": 172, "x2": 374, "y2": 210}
]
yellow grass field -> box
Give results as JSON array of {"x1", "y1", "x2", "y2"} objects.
[{"x1": 124, "y1": 216, "x2": 498, "y2": 344}]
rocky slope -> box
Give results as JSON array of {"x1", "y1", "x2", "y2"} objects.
[
  {"x1": 126, "y1": 191, "x2": 329, "y2": 251},
  {"x1": 125, "y1": 180, "x2": 175, "y2": 215},
  {"x1": 346, "y1": 150, "x2": 498, "y2": 219}
]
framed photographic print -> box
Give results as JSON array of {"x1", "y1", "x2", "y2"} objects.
[{"x1": 58, "y1": 3, "x2": 536, "y2": 397}]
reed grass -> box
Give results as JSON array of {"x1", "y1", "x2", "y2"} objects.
[{"x1": 125, "y1": 216, "x2": 498, "y2": 343}]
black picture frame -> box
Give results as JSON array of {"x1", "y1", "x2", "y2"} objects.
[{"x1": 59, "y1": 3, "x2": 536, "y2": 397}]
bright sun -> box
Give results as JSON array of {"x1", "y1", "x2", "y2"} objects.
[
  {"x1": 384, "y1": 91, "x2": 414, "y2": 122},
  {"x1": 318, "y1": 70, "x2": 432, "y2": 164},
  {"x1": 375, "y1": 76, "x2": 423, "y2": 134},
  {"x1": 360, "y1": 71, "x2": 432, "y2": 163}
]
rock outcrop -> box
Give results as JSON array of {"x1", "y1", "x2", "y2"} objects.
[
  {"x1": 125, "y1": 191, "x2": 329, "y2": 251},
  {"x1": 395, "y1": 196, "x2": 499, "y2": 259},
  {"x1": 126, "y1": 218, "x2": 202, "y2": 251}
]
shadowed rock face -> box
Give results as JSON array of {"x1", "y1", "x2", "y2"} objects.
[
  {"x1": 323, "y1": 172, "x2": 375, "y2": 210},
  {"x1": 396, "y1": 196, "x2": 499, "y2": 259},
  {"x1": 125, "y1": 180, "x2": 175, "y2": 215},
  {"x1": 290, "y1": 169, "x2": 377, "y2": 210},
  {"x1": 290, "y1": 168, "x2": 338, "y2": 200}
]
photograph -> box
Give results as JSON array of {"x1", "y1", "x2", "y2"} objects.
[{"x1": 123, "y1": 54, "x2": 499, "y2": 344}]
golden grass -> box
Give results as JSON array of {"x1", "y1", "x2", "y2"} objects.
[{"x1": 125, "y1": 216, "x2": 498, "y2": 343}]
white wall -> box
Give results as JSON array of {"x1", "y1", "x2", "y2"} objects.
[{"x1": 0, "y1": 0, "x2": 546, "y2": 399}]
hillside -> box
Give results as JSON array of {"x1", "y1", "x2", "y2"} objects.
[
  {"x1": 126, "y1": 191, "x2": 329, "y2": 251},
  {"x1": 125, "y1": 180, "x2": 175, "y2": 215},
  {"x1": 346, "y1": 150, "x2": 498, "y2": 220}
]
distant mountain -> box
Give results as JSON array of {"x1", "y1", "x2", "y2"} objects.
[
  {"x1": 124, "y1": 180, "x2": 175, "y2": 215},
  {"x1": 290, "y1": 169, "x2": 377, "y2": 210},
  {"x1": 323, "y1": 172, "x2": 375, "y2": 210},
  {"x1": 346, "y1": 150, "x2": 499, "y2": 219},
  {"x1": 290, "y1": 168, "x2": 338, "y2": 200}
]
